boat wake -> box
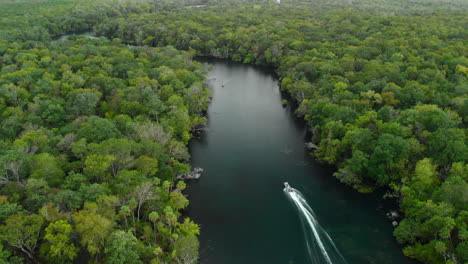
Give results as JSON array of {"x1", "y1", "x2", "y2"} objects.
[{"x1": 284, "y1": 183, "x2": 348, "y2": 264}]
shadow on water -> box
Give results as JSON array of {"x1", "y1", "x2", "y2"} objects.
[{"x1": 187, "y1": 58, "x2": 414, "y2": 264}]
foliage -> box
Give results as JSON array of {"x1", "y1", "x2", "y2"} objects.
[
  {"x1": 0, "y1": 19, "x2": 207, "y2": 262},
  {"x1": 0, "y1": 0, "x2": 467, "y2": 263},
  {"x1": 104, "y1": 230, "x2": 142, "y2": 264},
  {"x1": 42, "y1": 220, "x2": 78, "y2": 264}
]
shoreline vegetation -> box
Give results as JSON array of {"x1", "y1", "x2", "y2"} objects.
[{"x1": 0, "y1": 0, "x2": 467, "y2": 263}]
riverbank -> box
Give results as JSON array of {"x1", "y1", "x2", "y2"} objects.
[{"x1": 186, "y1": 58, "x2": 414, "y2": 264}]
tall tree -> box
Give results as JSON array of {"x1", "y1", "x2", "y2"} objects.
[
  {"x1": 0, "y1": 213, "x2": 43, "y2": 262},
  {"x1": 73, "y1": 207, "x2": 113, "y2": 259},
  {"x1": 42, "y1": 220, "x2": 78, "y2": 264},
  {"x1": 104, "y1": 231, "x2": 142, "y2": 264}
]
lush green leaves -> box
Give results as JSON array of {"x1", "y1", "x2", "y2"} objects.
[
  {"x1": 42, "y1": 220, "x2": 78, "y2": 264},
  {"x1": 104, "y1": 230, "x2": 142, "y2": 264}
]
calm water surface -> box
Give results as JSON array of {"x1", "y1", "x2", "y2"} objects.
[
  {"x1": 187, "y1": 59, "x2": 412, "y2": 264},
  {"x1": 51, "y1": 30, "x2": 95, "y2": 42}
]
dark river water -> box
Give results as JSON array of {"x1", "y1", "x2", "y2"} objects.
[{"x1": 187, "y1": 59, "x2": 413, "y2": 264}]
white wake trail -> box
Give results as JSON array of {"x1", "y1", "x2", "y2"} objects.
[
  {"x1": 284, "y1": 185, "x2": 348, "y2": 264},
  {"x1": 289, "y1": 191, "x2": 333, "y2": 263}
]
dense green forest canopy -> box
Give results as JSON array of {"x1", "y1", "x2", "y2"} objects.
[
  {"x1": 0, "y1": 3, "x2": 210, "y2": 261},
  {"x1": 0, "y1": 0, "x2": 467, "y2": 263}
]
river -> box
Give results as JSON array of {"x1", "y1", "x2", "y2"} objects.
[
  {"x1": 187, "y1": 59, "x2": 413, "y2": 264},
  {"x1": 52, "y1": 32, "x2": 412, "y2": 263},
  {"x1": 51, "y1": 30, "x2": 95, "y2": 42}
]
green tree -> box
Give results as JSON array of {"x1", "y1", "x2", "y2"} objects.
[
  {"x1": 0, "y1": 213, "x2": 43, "y2": 262},
  {"x1": 77, "y1": 116, "x2": 122, "y2": 143},
  {"x1": 13, "y1": 129, "x2": 49, "y2": 155},
  {"x1": 73, "y1": 207, "x2": 113, "y2": 258},
  {"x1": 83, "y1": 154, "x2": 115, "y2": 182},
  {"x1": 66, "y1": 89, "x2": 102, "y2": 117},
  {"x1": 0, "y1": 149, "x2": 29, "y2": 184},
  {"x1": 368, "y1": 133, "x2": 408, "y2": 185},
  {"x1": 30, "y1": 153, "x2": 65, "y2": 187},
  {"x1": 41, "y1": 103, "x2": 67, "y2": 127},
  {"x1": 428, "y1": 128, "x2": 467, "y2": 166},
  {"x1": 0, "y1": 198, "x2": 22, "y2": 222},
  {"x1": 42, "y1": 220, "x2": 78, "y2": 264},
  {"x1": 134, "y1": 155, "x2": 159, "y2": 177},
  {"x1": 173, "y1": 234, "x2": 199, "y2": 264},
  {"x1": 104, "y1": 230, "x2": 142, "y2": 264},
  {"x1": 89, "y1": 138, "x2": 134, "y2": 176},
  {"x1": 407, "y1": 158, "x2": 440, "y2": 200}
]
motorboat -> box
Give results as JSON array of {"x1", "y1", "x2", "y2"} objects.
[{"x1": 284, "y1": 182, "x2": 293, "y2": 192}]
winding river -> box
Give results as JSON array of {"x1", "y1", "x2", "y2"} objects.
[
  {"x1": 187, "y1": 59, "x2": 413, "y2": 264},
  {"x1": 53, "y1": 33, "x2": 412, "y2": 263}
]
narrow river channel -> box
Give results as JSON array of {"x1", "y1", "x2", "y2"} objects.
[{"x1": 187, "y1": 59, "x2": 413, "y2": 264}]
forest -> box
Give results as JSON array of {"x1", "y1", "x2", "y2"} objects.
[
  {"x1": 0, "y1": 0, "x2": 467, "y2": 263},
  {"x1": 0, "y1": 3, "x2": 210, "y2": 261}
]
